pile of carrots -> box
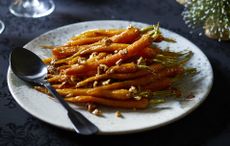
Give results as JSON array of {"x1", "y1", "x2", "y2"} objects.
[{"x1": 36, "y1": 24, "x2": 195, "y2": 112}]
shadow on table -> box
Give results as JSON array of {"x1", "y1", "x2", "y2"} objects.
[
  {"x1": 76, "y1": 0, "x2": 110, "y2": 4},
  {"x1": 0, "y1": 34, "x2": 32, "y2": 49}
]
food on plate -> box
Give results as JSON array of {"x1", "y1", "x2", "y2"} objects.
[{"x1": 35, "y1": 24, "x2": 196, "y2": 114}]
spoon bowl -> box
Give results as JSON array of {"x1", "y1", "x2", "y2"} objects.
[
  {"x1": 10, "y1": 48, "x2": 47, "y2": 84},
  {"x1": 10, "y1": 47, "x2": 99, "y2": 135}
]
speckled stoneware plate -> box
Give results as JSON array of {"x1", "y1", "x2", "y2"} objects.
[{"x1": 7, "y1": 20, "x2": 213, "y2": 134}]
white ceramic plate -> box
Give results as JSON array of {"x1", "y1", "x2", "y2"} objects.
[{"x1": 7, "y1": 20, "x2": 213, "y2": 134}]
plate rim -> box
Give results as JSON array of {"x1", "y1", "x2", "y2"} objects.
[{"x1": 7, "y1": 20, "x2": 214, "y2": 134}]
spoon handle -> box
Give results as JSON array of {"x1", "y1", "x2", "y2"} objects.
[{"x1": 43, "y1": 82, "x2": 98, "y2": 135}]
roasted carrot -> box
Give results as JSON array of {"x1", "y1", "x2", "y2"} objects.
[
  {"x1": 89, "y1": 74, "x2": 154, "y2": 90},
  {"x1": 71, "y1": 29, "x2": 125, "y2": 40},
  {"x1": 147, "y1": 63, "x2": 165, "y2": 73},
  {"x1": 66, "y1": 36, "x2": 105, "y2": 46},
  {"x1": 51, "y1": 43, "x2": 106, "y2": 65},
  {"x1": 89, "y1": 66, "x2": 184, "y2": 91},
  {"x1": 65, "y1": 34, "x2": 153, "y2": 75},
  {"x1": 52, "y1": 46, "x2": 82, "y2": 59},
  {"x1": 76, "y1": 63, "x2": 165, "y2": 87},
  {"x1": 87, "y1": 89, "x2": 130, "y2": 100},
  {"x1": 65, "y1": 96, "x2": 149, "y2": 109},
  {"x1": 86, "y1": 52, "x2": 107, "y2": 62},
  {"x1": 106, "y1": 62, "x2": 138, "y2": 74},
  {"x1": 47, "y1": 75, "x2": 67, "y2": 83},
  {"x1": 53, "y1": 55, "x2": 81, "y2": 65},
  {"x1": 80, "y1": 43, "x2": 129, "y2": 55},
  {"x1": 142, "y1": 78, "x2": 172, "y2": 91},
  {"x1": 67, "y1": 26, "x2": 139, "y2": 48},
  {"x1": 57, "y1": 88, "x2": 131, "y2": 100},
  {"x1": 76, "y1": 71, "x2": 149, "y2": 87},
  {"x1": 139, "y1": 47, "x2": 160, "y2": 58},
  {"x1": 55, "y1": 27, "x2": 140, "y2": 60},
  {"x1": 110, "y1": 26, "x2": 140, "y2": 43},
  {"x1": 156, "y1": 66, "x2": 184, "y2": 78},
  {"x1": 51, "y1": 44, "x2": 98, "y2": 59}
]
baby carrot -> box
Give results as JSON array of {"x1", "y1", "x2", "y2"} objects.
[
  {"x1": 66, "y1": 36, "x2": 105, "y2": 46},
  {"x1": 65, "y1": 96, "x2": 149, "y2": 109},
  {"x1": 71, "y1": 29, "x2": 125, "y2": 40},
  {"x1": 57, "y1": 88, "x2": 131, "y2": 100},
  {"x1": 52, "y1": 46, "x2": 81, "y2": 59},
  {"x1": 110, "y1": 26, "x2": 140, "y2": 43},
  {"x1": 89, "y1": 66, "x2": 183, "y2": 91},
  {"x1": 80, "y1": 43, "x2": 129, "y2": 55},
  {"x1": 76, "y1": 63, "x2": 164, "y2": 87},
  {"x1": 139, "y1": 47, "x2": 160, "y2": 58},
  {"x1": 76, "y1": 70, "x2": 149, "y2": 88},
  {"x1": 65, "y1": 34, "x2": 153, "y2": 75},
  {"x1": 106, "y1": 62, "x2": 138, "y2": 74},
  {"x1": 142, "y1": 78, "x2": 172, "y2": 91}
]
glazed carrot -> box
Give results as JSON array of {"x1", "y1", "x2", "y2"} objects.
[
  {"x1": 66, "y1": 56, "x2": 81, "y2": 65},
  {"x1": 47, "y1": 72, "x2": 97, "y2": 84},
  {"x1": 54, "y1": 55, "x2": 81, "y2": 65},
  {"x1": 53, "y1": 49, "x2": 107, "y2": 66},
  {"x1": 142, "y1": 78, "x2": 172, "y2": 91},
  {"x1": 68, "y1": 26, "x2": 139, "y2": 47},
  {"x1": 89, "y1": 74, "x2": 154, "y2": 90},
  {"x1": 106, "y1": 62, "x2": 138, "y2": 74},
  {"x1": 67, "y1": 52, "x2": 107, "y2": 66},
  {"x1": 65, "y1": 96, "x2": 149, "y2": 109},
  {"x1": 80, "y1": 43, "x2": 129, "y2": 55},
  {"x1": 51, "y1": 43, "x2": 100, "y2": 59},
  {"x1": 47, "y1": 75, "x2": 67, "y2": 83},
  {"x1": 70, "y1": 26, "x2": 140, "y2": 46},
  {"x1": 76, "y1": 63, "x2": 165, "y2": 87},
  {"x1": 156, "y1": 66, "x2": 184, "y2": 78},
  {"x1": 57, "y1": 88, "x2": 131, "y2": 100},
  {"x1": 52, "y1": 46, "x2": 82, "y2": 59},
  {"x1": 36, "y1": 84, "x2": 131, "y2": 100},
  {"x1": 57, "y1": 88, "x2": 87, "y2": 96},
  {"x1": 49, "y1": 63, "x2": 164, "y2": 87},
  {"x1": 52, "y1": 49, "x2": 73, "y2": 59},
  {"x1": 71, "y1": 29, "x2": 125, "y2": 40},
  {"x1": 86, "y1": 52, "x2": 107, "y2": 62},
  {"x1": 148, "y1": 63, "x2": 165, "y2": 73},
  {"x1": 76, "y1": 71, "x2": 149, "y2": 88},
  {"x1": 66, "y1": 34, "x2": 153, "y2": 75},
  {"x1": 50, "y1": 66, "x2": 177, "y2": 90},
  {"x1": 55, "y1": 27, "x2": 140, "y2": 60},
  {"x1": 52, "y1": 43, "x2": 106, "y2": 65},
  {"x1": 57, "y1": 64, "x2": 72, "y2": 71},
  {"x1": 93, "y1": 34, "x2": 153, "y2": 65},
  {"x1": 139, "y1": 47, "x2": 160, "y2": 58},
  {"x1": 66, "y1": 36, "x2": 105, "y2": 46},
  {"x1": 105, "y1": 53, "x2": 163, "y2": 73},
  {"x1": 110, "y1": 26, "x2": 140, "y2": 43},
  {"x1": 87, "y1": 89, "x2": 130, "y2": 100},
  {"x1": 89, "y1": 66, "x2": 184, "y2": 91},
  {"x1": 52, "y1": 83, "x2": 76, "y2": 89}
]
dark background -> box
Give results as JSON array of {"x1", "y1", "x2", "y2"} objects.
[{"x1": 0, "y1": 0, "x2": 230, "y2": 145}]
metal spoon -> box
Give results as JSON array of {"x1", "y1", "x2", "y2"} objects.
[{"x1": 10, "y1": 47, "x2": 98, "y2": 135}]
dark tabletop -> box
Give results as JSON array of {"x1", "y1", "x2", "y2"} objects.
[{"x1": 1, "y1": 0, "x2": 230, "y2": 146}]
